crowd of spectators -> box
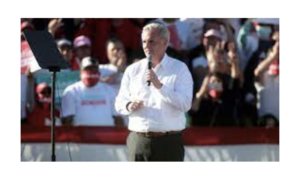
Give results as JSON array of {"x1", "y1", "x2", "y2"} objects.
[{"x1": 20, "y1": 18, "x2": 279, "y2": 128}]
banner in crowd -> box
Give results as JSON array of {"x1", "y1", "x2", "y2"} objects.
[
  {"x1": 21, "y1": 41, "x2": 36, "y2": 74},
  {"x1": 34, "y1": 71, "x2": 80, "y2": 106}
]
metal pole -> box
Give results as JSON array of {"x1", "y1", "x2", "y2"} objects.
[{"x1": 51, "y1": 71, "x2": 56, "y2": 161}]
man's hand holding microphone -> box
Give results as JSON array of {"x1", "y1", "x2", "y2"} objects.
[
  {"x1": 126, "y1": 55, "x2": 162, "y2": 112},
  {"x1": 145, "y1": 55, "x2": 163, "y2": 89}
]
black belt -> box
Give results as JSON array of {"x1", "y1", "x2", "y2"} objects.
[{"x1": 136, "y1": 131, "x2": 181, "y2": 137}]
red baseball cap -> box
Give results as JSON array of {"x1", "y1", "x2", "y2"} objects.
[{"x1": 21, "y1": 21, "x2": 34, "y2": 31}]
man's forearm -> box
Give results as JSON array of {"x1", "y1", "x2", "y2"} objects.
[{"x1": 254, "y1": 54, "x2": 277, "y2": 77}]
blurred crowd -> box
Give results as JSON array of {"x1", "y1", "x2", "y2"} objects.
[{"x1": 20, "y1": 18, "x2": 279, "y2": 128}]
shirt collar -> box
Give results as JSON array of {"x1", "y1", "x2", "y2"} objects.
[
  {"x1": 160, "y1": 53, "x2": 169, "y2": 69},
  {"x1": 142, "y1": 53, "x2": 169, "y2": 70}
]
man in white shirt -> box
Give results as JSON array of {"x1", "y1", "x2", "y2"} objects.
[
  {"x1": 99, "y1": 37, "x2": 127, "y2": 95},
  {"x1": 61, "y1": 57, "x2": 120, "y2": 126},
  {"x1": 99, "y1": 38, "x2": 128, "y2": 125},
  {"x1": 115, "y1": 22, "x2": 193, "y2": 161}
]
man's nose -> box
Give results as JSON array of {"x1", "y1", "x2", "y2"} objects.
[
  {"x1": 144, "y1": 42, "x2": 150, "y2": 48},
  {"x1": 62, "y1": 50, "x2": 68, "y2": 55},
  {"x1": 113, "y1": 49, "x2": 118, "y2": 54}
]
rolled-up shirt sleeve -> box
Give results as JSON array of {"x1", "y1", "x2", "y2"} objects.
[
  {"x1": 156, "y1": 64, "x2": 193, "y2": 112},
  {"x1": 115, "y1": 67, "x2": 132, "y2": 116}
]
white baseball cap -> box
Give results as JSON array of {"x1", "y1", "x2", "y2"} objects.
[
  {"x1": 57, "y1": 39, "x2": 72, "y2": 47},
  {"x1": 204, "y1": 29, "x2": 222, "y2": 39},
  {"x1": 81, "y1": 56, "x2": 98, "y2": 70}
]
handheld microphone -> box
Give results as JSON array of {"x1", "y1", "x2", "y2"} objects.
[{"x1": 147, "y1": 55, "x2": 152, "y2": 86}]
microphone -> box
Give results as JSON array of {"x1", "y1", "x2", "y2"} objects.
[{"x1": 147, "y1": 55, "x2": 152, "y2": 86}]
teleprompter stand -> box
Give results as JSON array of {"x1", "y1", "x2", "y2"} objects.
[{"x1": 23, "y1": 30, "x2": 68, "y2": 161}]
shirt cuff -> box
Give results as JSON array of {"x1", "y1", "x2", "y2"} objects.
[{"x1": 123, "y1": 101, "x2": 132, "y2": 115}]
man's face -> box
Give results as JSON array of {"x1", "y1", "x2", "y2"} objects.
[
  {"x1": 37, "y1": 86, "x2": 52, "y2": 108},
  {"x1": 80, "y1": 66, "x2": 100, "y2": 87},
  {"x1": 59, "y1": 45, "x2": 73, "y2": 62},
  {"x1": 37, "y1": 87, "x2": 51, "y2": 99},
  {"x1": 75, "y1": 45, "x2": 91, "y2": 60},
  {"x1": 142, "y1": 29, "x2": 167, "y2": 59},
  {"x1": 107, "y1": 42, "x2": 123, "y2": 64}
]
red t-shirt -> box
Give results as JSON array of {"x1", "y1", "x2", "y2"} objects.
[{"x1": 27, "y1": 106, "x2": 60, "y2": 127}]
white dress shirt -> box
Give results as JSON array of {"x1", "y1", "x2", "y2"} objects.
[
  {"x1": 98, "y1": 64, "x2": 123, "y2": 95},
  {"x1": 115, "y1": 54, "x2": 193, "y2": 132}
]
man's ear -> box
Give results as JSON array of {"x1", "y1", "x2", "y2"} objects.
[{"x1": 163, "y1": 38, "x2": 168, "y2": 48}]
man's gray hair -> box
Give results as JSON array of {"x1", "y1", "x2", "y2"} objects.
[{"x1": 142, "y1": 21, "x2": 170, "y2": 44}]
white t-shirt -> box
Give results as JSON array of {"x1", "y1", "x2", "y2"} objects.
[
  {"x1": 99, "y1": 64, "x2": 123, "y2": 95},
  {"x1": 62, "y1": 81, "x2": 117, "y2": 126},
  {"x1": 255, "y1": 73, "x2": 279, "y2": 120},
  {"x1": 21, "y1": 74, "x2": 28, "y2": 119},
  {"x1": 192, "y1": 55, "x2": 208, "y2": 69}
]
